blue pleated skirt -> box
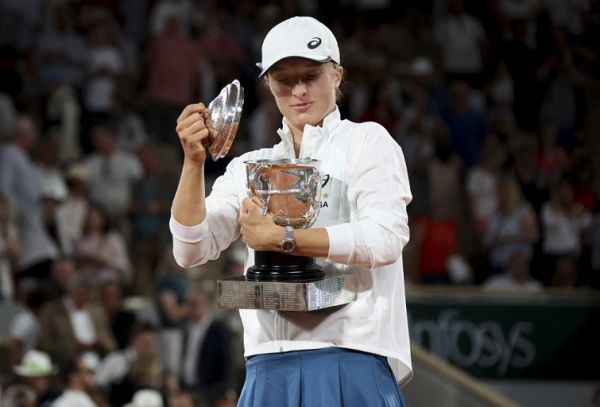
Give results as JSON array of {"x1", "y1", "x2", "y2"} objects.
[{"x1": 237, "y1": 347, "x2": 406, "y2": 407}]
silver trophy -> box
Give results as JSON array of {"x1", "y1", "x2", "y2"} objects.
[
  {"x1": 217, "y1": 158, "x2": 356, "y2": 311},
  {"x1": 204, "y1": 79, "x2": 244, "y2": 161},
  {"x1": 247, "y1": 159, "x2": 322, "y2": 228}
]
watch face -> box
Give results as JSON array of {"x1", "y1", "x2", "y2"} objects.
[{"x1": 281, "y1": 240, "x2": 295, "y2": 253}]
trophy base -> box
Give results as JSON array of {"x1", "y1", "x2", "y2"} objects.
[
  {"x1": 246, "y1": 252, "x2": 324, "y2": 281},
  {"x1": 217, "y1": 271, "x2": 356, "y2": 311}
]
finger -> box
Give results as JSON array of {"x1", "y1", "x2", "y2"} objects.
[
  {"x1": 243, "y1": 198, "x2": 264, "y2": 216},
  {"x1": 180, "y1": 129, "x2": 210, "y2": 151},
  {"x1": 250, "y1": 196, "x2": 265, "y2": 208},
  {"x1": 177, "y1": 103, "x2": 206, "y2": 124},
  {"x1": 180, "y1": 121, "x2": 209, "y2": 139},
  {"x1": 177, "y1": 112, "x2": 207, "y2": 132},
  {"x1": 239, "y1": 204, "x2": 249, "y2": 219},
  {"x1": 241, "y1": 197, "x2": 253, "y2": 211}
]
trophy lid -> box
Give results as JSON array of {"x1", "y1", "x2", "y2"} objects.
[
  {"x1": 206, "y1": 79, "x2": 244, "y2": 161},
  {"x1": 244, "y1": 158, "x2": 321, "y2": 168}
]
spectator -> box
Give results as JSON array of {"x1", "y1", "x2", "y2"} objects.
[
  {"x1": 413, "y1": 200, "x2": 459, "y2": 285},
  {"x1": 0, "y1": 92, "x2": 17, "y2": 138},
  {"x1": 153, "y1": 246, "x2": 189, "y2": 329},
  {"x1": 131, "y1": 145, "x2": 177, "y2": 296},
  {"x1": 0, "y1": 116, "x2": 59, "y2": 281},
  {"x1": 512, "y1": 136, "x2": 549, "y2": 213},
  {"x1": 466, "y1": 136, "x2": 507, "y2": 236},
  {"x1": 109, "y1": 353, "x2": 165, "y2": 407},
  {"x1": 540, "y1": 178, "x2": 592, "y2": 285},
  {"x1": 497, "y1": 0, "x2": 540, "y2": 49},
  {"x1": 485, "y1": 174, "x2": 539, "y2": 274},
  {"x1": 11, "y1": 350, "x2": 59, "y2": 406},
  {"x1": 538, "y1": 52, "x2": 580, "y2": 149},
  {"x1": 98, "y1": 280, "x2": 137, "y2": 349},
  {"x1": 0, "y1": 1, "x2": 42, "y2": 53},
  {"x1": 9, "y1": 288, "x2": 51, "y2": 364},
  {"x1": 40, "y1": 176, "x2": 70, "y2": 258},
  {"x1": 501, "y1": 17, "x2": 543, "y2": 132},
  {"x1": 206, "y1": 386, "x2": 237, "y2": 407},
  {"x1": 435, "y1": 0, "x2": 487, "y2": 88},
  {"x1": 395, "y1": 57, "x2": 439, "y2": 179},
  {"x1": 82, "y1": 15, "x2": 125, "y2": 125},
  {"x1": 118, "y1": 0, "x2": 150, "y2": 49},
  {"x1": 35, "y1": 138, "x2": 75, "y2": 256},
  {"x1": 428, "y1": 134, "x2": 464, "y2": 221},
  {"x1": 53, "y1": 165, "x2": 90, "y2": 257},
  {"x1": 38, "y1": 273, "x2": 116, "y2": 368},
  {"x1": 74, "y1": 205, "x2": 131, "y2": 285},
  {"x1": 198, "y1": 5, "x2": 244, "y2": 90},
  {"x1": 535, "y1": 122, "x2": 568, "y2": 184},
  {"x1": 570, "y1": 156, "x2": 598, "y2": 213},
  {"x1": 487, "y1": 60, "x2": 515, "y2": 129},
  {"x1": 440, "y1": 81, "x2": 488, "y2": 169},
  {"x1": 83, "y1": 124, "x2": 143, "y2": 238},
  {"x1": 0, "y1": 194, "x2": 19, "y2": 300},
  {"x1": 359, "y1": 81, "x2": 403, "y2": 134},
  {"x1": 125, "y1": 389, "x2": 164, "y2": 407},
  {"x1": 149, "y1": 0, "x2": 193, "y2": 36},
  {"x1": 1, "y1": 383, "x2": 37, "y2": 407},
  {"x1": 543, "y1": 0, "x2": 591, "y2": 46},
  {"x1": 52, "y1": 353, "x2": 107, "y2": 407},
  {"x1": 551, "y1": 255, "x2": 580, "y2": 288},
  {"x1": 49, "y1": 257, "x2": 78, "y2": 298},
  {"x1": 144, "y1": 15, "x2": 199, "y2": 144},
  {"x1": 95, "y1": 323, "x2": 159, "y2": 391},
  {"x1": 113, "y1": 98, "x2": 149, "y2": 153},
  {"x1": 179, "y1": 287, "x2": 234, "y2": 402},
  {"x1": 168, "y1": 391, "x2": 194, "y2": 407},
  {"x1": 483, "y1": 252, "x2": 543, "y2": 293},
  {"x1": 35, "y1": 2, "x2": 88, "y2": 88},
  {"x1": 43, "y1": 79, "x2": 81, "y2": 166}
]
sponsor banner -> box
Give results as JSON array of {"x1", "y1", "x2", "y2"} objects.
[{"x1": 407, "y1": 295, "x2": 600, "y2": 380}]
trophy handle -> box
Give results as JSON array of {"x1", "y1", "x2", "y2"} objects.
[
  {"x1": 308, "y1": 171, "x2": 323, "y2": 204},
  {"x1": 247, "y1": 163, "x2": 271, "y2": 212}
]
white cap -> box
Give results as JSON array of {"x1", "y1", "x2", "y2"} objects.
[
  {"x1": 258, "y1": 16, "x2": 340, "y2": 78},
  {"x1": 124, "y1": 389, "x2": 163, "y2": 407},
  {"x1": 13, "y1": 350, "x2": 56, "y2": 377},
  {"x1": 41, "y1": 176, "x2": 68, "y2": 201}
]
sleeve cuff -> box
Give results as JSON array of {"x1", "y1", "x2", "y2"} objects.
[
  {"x1": 325, "y1": 223, "x2": 354, "y2": 264},
  {"x1": 169, "y1": 216, "x2": 210, "y2": 243}
]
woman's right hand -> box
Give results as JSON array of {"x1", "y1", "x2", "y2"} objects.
[{"x1": 176, "y1": 103, "x2": 210, "y2": 164}]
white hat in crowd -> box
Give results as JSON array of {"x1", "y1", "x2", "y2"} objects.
[
  {"x1": 258, "y1": 16, "x2": 340, "y2": 78},
  {"x1": 124, "y1": 389, "x2": 164, "y2": 407},
  {"x1": 13, "y1": 350, "x2": 56, "y2": 377}
]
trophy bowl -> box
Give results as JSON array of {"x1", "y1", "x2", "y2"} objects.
[
  {"x1": 204, "y1": 79, "x2": 244, "y2": 161},
  {"x1": 245, "y1": 158, "x2": 322, "y2": 229},
  {"x1": 216, "y1": 157, "x2": 356, "y2": 309}
]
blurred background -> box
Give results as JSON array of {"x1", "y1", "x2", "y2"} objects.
[{"x1": 0, "y1": 0, "x2": 599, "y2": 406}]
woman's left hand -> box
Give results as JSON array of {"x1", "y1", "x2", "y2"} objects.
[{"x1": 239, "y1": 197, "x2": 284, "y2": 251}]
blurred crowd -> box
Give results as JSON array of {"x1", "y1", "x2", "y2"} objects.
[{"x1": 0, "y1": 0, "x2": 600, "y2": 405}]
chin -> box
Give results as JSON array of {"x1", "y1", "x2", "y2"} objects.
[{"x1": 295, "y1": 113, "x2": 320, "y2": 128}]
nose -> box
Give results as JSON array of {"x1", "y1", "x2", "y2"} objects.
[{"x1": 291, "y1": 80, "x2": 308, "y2": 97}]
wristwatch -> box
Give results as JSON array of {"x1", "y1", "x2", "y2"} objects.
[{"x1": 280, "y1": 226, "x2": 295, "y2": 254}]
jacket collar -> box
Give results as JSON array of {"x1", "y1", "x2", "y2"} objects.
[{"x1": 276, "y1": 107, "x2": 342, "y2": 158}]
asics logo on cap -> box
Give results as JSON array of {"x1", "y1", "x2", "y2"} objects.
[{"x1": 307, "y1": 37, "x2": 322, "y2": 49}]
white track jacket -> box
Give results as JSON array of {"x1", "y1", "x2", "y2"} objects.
[{"x1": 170, "y1": 108, "x2": 413, "y2": 384}]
